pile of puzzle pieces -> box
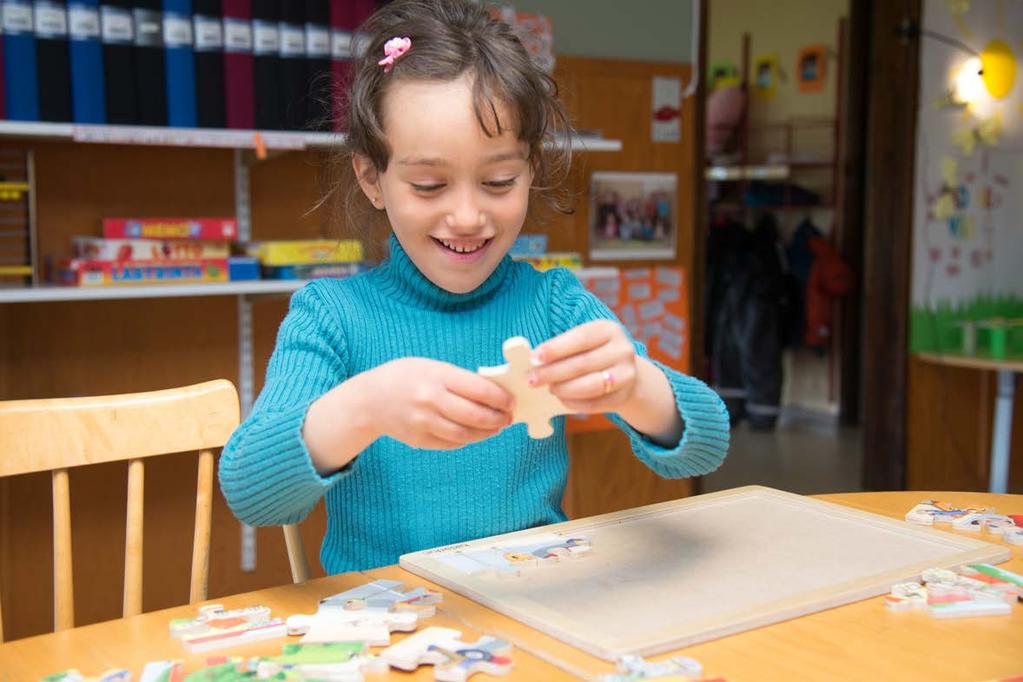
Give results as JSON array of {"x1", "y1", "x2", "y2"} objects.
[
  {"x1": 905, "y1": 500, "x2": 1023, "y2": 544},
  {"x1": 46, "y1": 580, "x2": 515, "y2": 682},
  {"x1": 885, "y1": 563, "x2": 1023, "y2": 618}
]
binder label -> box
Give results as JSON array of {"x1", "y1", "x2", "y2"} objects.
[
  {"x1": 331, "y1": 29, "x2": 352, "y2": 60},
  {"x1": 69, "y1": 5, "x2": 101, "y2": 40},
  {"x1": 305, "y1": 23, "x2": 329, "y2": 58},
  {"x1": 162, "y1": 11, "x2": 191, "y2": 47},
  {"x1": 193, "y1": 14, "x2": 222, "y2": 51},
  {"x1": 279, "y1": 22, "x2": 303, "y2": 57},
  {"x1": 223, "y1": 17, "x2": 251, "y2": 53},
  {"x1": 100, "y1": 5, "x2": 133, "y2": 44},
  {"x1": 252, "y1": 19, "x2": 278, "y2": 55},
  {"x1": 132, "y1": 8, "x2": 162, "y2": 47},
  {"x1": 2, "y1": 2, "x2": 33, "y2": 35},
  {"x1": 34, "y1": 1, "x2": 67, "y2": 37}
]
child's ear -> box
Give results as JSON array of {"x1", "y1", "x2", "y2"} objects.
[{"x1": 352, "y1": 153, "x2": 383, "y2": 208}]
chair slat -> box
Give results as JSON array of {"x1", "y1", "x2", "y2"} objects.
[
  {"x1": 189, "y1": 450, "x2": 214, "y2": 604},
  {"x1": 283, "y1": 524, "x2": 310, "y2": 584},
  {"x1": 123, "y1": 459, "x2": 145, "y2": 618},
  {"x1": 52, "y1": 469, "x2": 74, "y2": 631}
]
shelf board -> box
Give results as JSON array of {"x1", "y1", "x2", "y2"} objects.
[
  {"x1": 0, "y1": 121, "x2": 621, "y2": 153},
  {"x1": 705, "y1": 164, "x2": 790, "y2": 181},
  {"x1": 0, "y1": 267, "x2": 614, "y2": 304},
  {"x1": 0, "y1": 279, "x2": 305, "y2": 303},
  {"x1": 710, "y1": 202, "x2": 835, "y2": 212}
]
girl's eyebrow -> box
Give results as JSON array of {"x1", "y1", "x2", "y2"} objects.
[{"x1": 397, "y1": 151, "x2": 526, "y2": 167}]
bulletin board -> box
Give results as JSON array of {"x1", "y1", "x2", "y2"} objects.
[{"x1": 569, "y1": 266, "x2": 689, "y2": 433}]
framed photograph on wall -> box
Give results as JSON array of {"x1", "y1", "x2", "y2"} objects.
[{"x1": 589, "y1": 172, "x2": 678, "y2": 261}]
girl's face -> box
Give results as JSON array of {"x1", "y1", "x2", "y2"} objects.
[{"x1": 355, "y1": 74, "x2": 534, "y2": 294}]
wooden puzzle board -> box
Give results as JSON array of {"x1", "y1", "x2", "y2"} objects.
[{"x1": 400, "y1": 486, "x2": 1011, "y2": 661}]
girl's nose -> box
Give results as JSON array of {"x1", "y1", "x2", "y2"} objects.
[{"x1": 445, "y1": 189, "x2": 486, "y2": 233}]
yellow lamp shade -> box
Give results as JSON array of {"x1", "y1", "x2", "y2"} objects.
[{"x1": 980, "y1": 39, "x2": 1016, "y2": 99}]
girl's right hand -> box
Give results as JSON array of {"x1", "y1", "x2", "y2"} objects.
[{"x1": 366, "y1": 357, "x2": 514, "y2": 449}]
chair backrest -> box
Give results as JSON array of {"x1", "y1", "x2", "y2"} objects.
[{"x1": 0, "y1": 379, "x2": 311, "y2": 641}]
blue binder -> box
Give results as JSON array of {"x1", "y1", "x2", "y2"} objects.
[
  {"x1": 162, "y1": 0, "x2": 195, "y2": 126},
  {"x1": 68, "y1": 0, "x2": 106, "y2": 122},
  {"x1": 3, "y1": 0, "x2": 40, "y2": 120}
]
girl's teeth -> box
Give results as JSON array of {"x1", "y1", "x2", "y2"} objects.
[{"x1": 440, "y1": 239, "x2": 484, "y2": 254}]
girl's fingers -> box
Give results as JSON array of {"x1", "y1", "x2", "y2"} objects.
[
  {"x1": 528, "y1": 345, "x2": 615, "y2": 387},
  {"x1": 436, "y1": 391, "x2": 511, "y2": 432},
  {"x1": 427, "y1": 412, "x2": 501, "y2": 446},
  {"x1": 533, "y1": 320, "x2": 616, "y2": 364},
  {"x1": 443, "y1": 367, "x2": 515, "y2": 413},
  {"x1": 549, "y1": 363, "x2": 633, "y2": 402}
]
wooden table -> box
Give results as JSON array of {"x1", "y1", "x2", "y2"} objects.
[
  {"x1": 1, "y1": 491, "x2": 1021, "y2": 681},
  {"x1": 916, "y1": 353, "x2": 1022, "y2": 493}
]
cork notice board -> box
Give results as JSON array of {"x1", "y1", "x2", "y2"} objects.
[{"x1": 400, "y1": 486, "x2": 1010, "y2": 660}]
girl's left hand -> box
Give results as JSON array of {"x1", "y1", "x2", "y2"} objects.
[{"x1": 528, "y1": 320, "x2": 638, "y2": 414}]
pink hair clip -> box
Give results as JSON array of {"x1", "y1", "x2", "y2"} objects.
[{"x1": 378, "y1": 37, "x2": 412, "y2": 73}]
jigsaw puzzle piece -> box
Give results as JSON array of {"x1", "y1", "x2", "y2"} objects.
[
  {"x1": 255, "y1": 642, "x2": 389, "y2": 681},
  {"x1": 479, "y1": 337, "x2": 571, "y2": 439},
  {"x1": 599, "y1": 653, "x2": 704, "y2": 681},
  {"x1": 380, "y1": 626, "x2": 513, "y2": 681},
  {"x1": 287, "y1": 580, "x2": 441, "y2": 644}
]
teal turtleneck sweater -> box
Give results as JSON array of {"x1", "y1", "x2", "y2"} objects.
[{"x1": 219, "y1": 235, "x2": 730, "y2": 574}]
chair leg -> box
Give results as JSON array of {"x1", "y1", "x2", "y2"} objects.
[{"x1": 283, "y1": 524, "x2": 310, "y2": 584}]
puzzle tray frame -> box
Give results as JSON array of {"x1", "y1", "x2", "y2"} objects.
[{"x1": 399, "y1": 486, "x2": 1010, "y2": 661}]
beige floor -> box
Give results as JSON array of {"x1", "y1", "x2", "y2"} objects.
[{"x1": 701, "y1": 420, "x2": 864, "y2": 495}]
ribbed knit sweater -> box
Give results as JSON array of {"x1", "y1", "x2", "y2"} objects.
[{"x1": 218, "y1": 235, "x2": 730, "y2": 574}]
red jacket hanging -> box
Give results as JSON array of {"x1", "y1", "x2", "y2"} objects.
[{"x1": 804, "y1": 236, "x2": 854, "y2": 349}]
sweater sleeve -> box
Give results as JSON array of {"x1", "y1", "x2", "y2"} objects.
[
  {"x1": 218, "y1": 282, "x2": 355, "y2": 526},
  {"x1": 546, "y1": 268, "x2": 730, "y2": 478}
]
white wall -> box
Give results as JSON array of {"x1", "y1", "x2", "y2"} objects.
[{"x1": 506, "y1": 0, "x2": 696, "y2": 62}]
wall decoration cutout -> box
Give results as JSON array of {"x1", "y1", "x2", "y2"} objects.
[
  {"x1": 796, "y1": 45, "x2": 827, "y2": 92},
  {"x1": 709, "y1": 61, "x2": 739, "y2": 91},
  {"x1": 980, "y1": 39, "x2": 1016, "y2": 99},
  {"x1": 753, "y1": 54, "x2": 779, "y2": 99}
]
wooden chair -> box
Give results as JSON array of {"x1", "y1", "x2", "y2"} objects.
[{"x1": 0, "y1": 380, "x2": 310, "y2": 641}]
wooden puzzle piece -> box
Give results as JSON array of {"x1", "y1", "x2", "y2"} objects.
[
  {"x1": 42, "y1": 671, "x2": 131, "y2": 682},
  {"x1": 963, "y1": 563, "x2": 1023, "y2": 597},
  {"x1": 600, "y1": 653, "x2": 704, "y2": 681},
  {"x1": 904, "y1": 501, "x2": 993, "y2": 526},
  {"x1": 140, "y1": 660, "x2": 185, "y2": 682},
  {"x1": 478, "y1": 337, "x2": 571, "y2": 439},
  {"x1": 884, "y1": 582, "x2": 928, "y2": 611},
  {"x1": 169, "y1": 604, "x2": 287, "y2": 654},
  {"x1": 255, "y1": 642, "x2": 389, "y2": 681},
  {"x1": 928, "y1": 599, "x2": 1011, "y2": 619},
  {"x1": 951, "y1": 513, "x2": 1014, "y2": 532},
  {"x1": 433, "y1": 533, "x2": 592, "y2": 577},
  {"x1": 1002, "y1": 526, "x2": 1023, "y2": 545},
  {"x1": 380, "y1": 626, "x2": 513, "y2": 681},
  {"x1": 286, "y1": 579, "x2": 441, "y2": 645}
]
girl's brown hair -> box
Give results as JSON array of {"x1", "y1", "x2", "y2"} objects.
[{"x1": 329, "y1": 0, "x2": 574, "y2": 245}]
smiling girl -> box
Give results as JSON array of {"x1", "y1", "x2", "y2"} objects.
[{"x1": 219, "y1": 0, "x2": 730, "y2": 574}]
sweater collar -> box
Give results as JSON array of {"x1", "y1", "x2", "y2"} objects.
[{"x1": 376, "y1": 234, "x2": 514, "y2": 311}]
